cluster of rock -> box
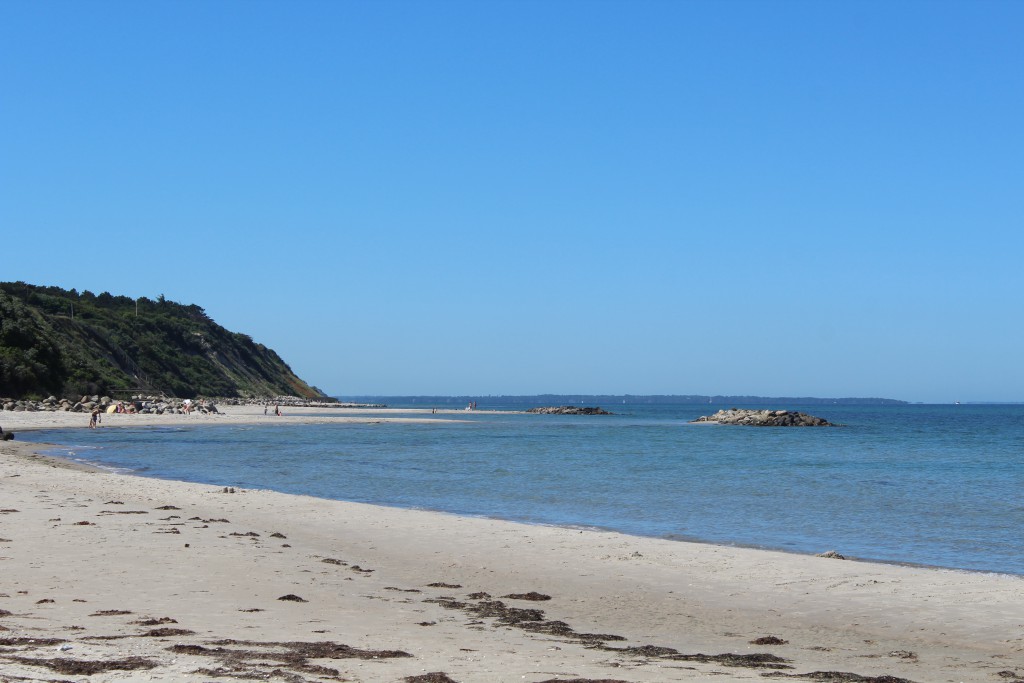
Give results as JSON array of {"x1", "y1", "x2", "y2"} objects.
[
  {"x1": 1, "y1": 395, "x2": 219, "y2": 415},
  {"x1": 691, "y1": 408, "x2": 833, "y2": 427},
  {"x1": 2, "y1": 395, "x2": 97, "y2": 413},
  {"x1": 1, "y1": 394, "x2": 385, "y2": 414},
  {"x1": 526, "y1": 406, "x2": 612, "y2": 415},
  {"x1": 220, "y1": 396, "x2": 386, "y2": 408}
]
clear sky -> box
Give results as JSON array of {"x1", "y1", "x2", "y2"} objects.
[{"x1": 2, "y1": 1, "x2": 1022, "y2": 402}]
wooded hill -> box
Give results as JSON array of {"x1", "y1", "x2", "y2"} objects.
[{"x1": 0, "y1": 282, "x2": 326, "y2": 400}]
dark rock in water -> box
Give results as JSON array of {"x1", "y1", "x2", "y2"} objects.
[
  {"x1": 526, "y1": 406, "x2": 612, "y2": 415},
  {"x1": 691, "y1": 409, "x2": 833, "y2": 427}
]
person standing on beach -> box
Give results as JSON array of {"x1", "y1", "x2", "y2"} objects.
[
  {"x1": 88, "y1": 408, "x2": 99, "y2": 428},
  {"x1": 275, "y1": 405, "x2": 281, "y2": 416}
]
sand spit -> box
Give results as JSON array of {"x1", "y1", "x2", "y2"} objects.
[
  {"x1": 0, "y1": 403, "x2": 467, "y2": 433},
  {"x1": 0, "y1": 409, "x2": 1022, "y2": 682}
]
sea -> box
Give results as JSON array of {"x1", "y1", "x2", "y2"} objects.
[{"x1": 17, "y1": 402, "x2": 1024, "y2": 576}]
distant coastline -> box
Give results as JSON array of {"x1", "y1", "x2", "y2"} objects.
[{"x1": 336, "y1": 393, "x2": 908, "y2": 407}]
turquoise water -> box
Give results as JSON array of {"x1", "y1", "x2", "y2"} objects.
[{"x1": 20, "y1": 403, "x2": 1024, "y2": 575}]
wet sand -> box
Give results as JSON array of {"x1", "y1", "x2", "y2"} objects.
[{"x1": 1, "y1": 406, "x2": 1022, "y2": 682}]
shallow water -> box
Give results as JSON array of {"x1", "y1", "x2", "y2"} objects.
[{"x1": 21, "y1": 403, "x2": 1024, "y2": 575}]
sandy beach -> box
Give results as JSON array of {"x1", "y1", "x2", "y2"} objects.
[{"x1": 1, "y1": 407, "x2": 1022, "y2": 682}]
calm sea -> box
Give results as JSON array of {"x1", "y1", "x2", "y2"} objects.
[{"x1": 19, "y1": 403, "x2": 1024, "y2": 575}]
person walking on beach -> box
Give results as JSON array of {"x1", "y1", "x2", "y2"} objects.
[
  {"x1": 275, "y1": 405, "x2": 281, "y2": 416},
  {"x1": 88, "y1": 408, "x2": 99, "y2": 429}
]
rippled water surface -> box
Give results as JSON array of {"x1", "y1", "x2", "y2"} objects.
[{"x1": 21, "y1": 403, "x2": 1024, "y2": 575}]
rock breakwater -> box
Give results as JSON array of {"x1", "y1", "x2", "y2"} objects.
[
  {"x1": 691, "y1": 408, "x2": 833, "y2": 427},
  {"x1": 526, "y1": 406, "x2": 612, "y2": 415}
]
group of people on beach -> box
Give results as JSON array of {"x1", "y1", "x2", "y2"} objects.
[
  {"x1": 88, "y1": 401, "x2": 137, "y2": 427},
  {"x1": 264, "y1": 404, "x2": 282, "y2": 416},
  {"x1": 85, "y1": 399, "x2": 216, "y2": 428}
]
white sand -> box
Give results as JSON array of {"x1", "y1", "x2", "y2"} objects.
[{"x1": 0, "y1": 407, "x2": 1022, "y2": 682}]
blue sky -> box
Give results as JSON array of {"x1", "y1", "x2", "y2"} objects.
[{"x1": 2, "y1": 1, "x2": 1022, "y2": 402}]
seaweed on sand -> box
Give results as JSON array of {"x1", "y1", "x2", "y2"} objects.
[
  {"x1": 424, "y1": 597, "x2": 624, "y2": 644},
  {"x1": 405, "y1": 674, "x2": 460, "y2": 683},
  {"x1": 762, "y1": 672, "x2": 917, "y2": 682},
  {"x1": 6, "y1": 656, "x2": 158, "y2": 674},
  {"x1": 425, "y1": 595, "x2": 792, "y2": 670},
  {"x1": 167, "y1": 638, "x2": 411, "y2": 677}
]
